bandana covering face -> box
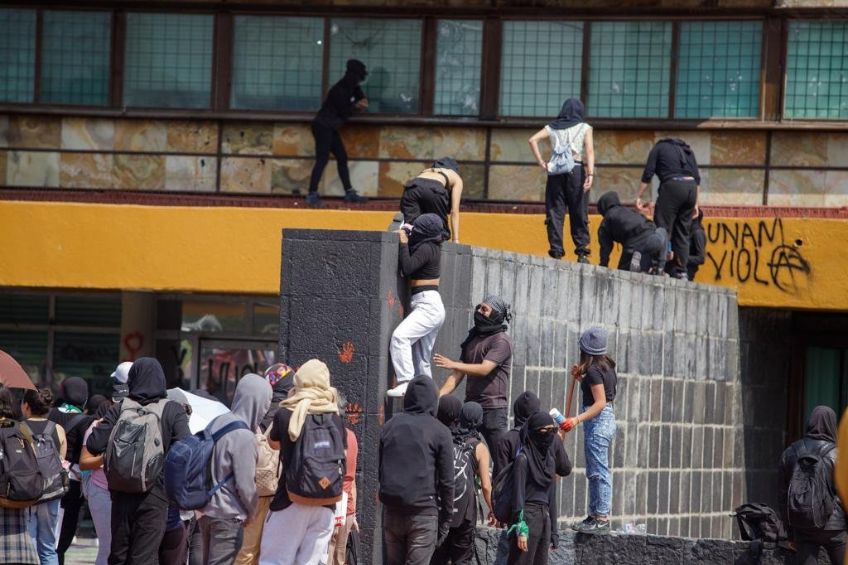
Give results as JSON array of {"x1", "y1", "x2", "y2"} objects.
[{"x1": 461, "y1": 295, "x2": 511, "y2": 349}]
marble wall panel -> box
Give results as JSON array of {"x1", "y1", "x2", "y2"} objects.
[
  {"x1": 490, "y1": 129, "x2": 539, "y2": 163},
  {"x1": 826, "y1": 134, "x2": 848, "y2": 167},
  {"x1": 655, "y1": 130, "x2": 711, "y2": 165},
  {"x1": 339, "y1": 125, "x2": 381, "y2": 159},
  {"x1": 61, "y1": 118, "x2": 115, "y2": 151},
  {"x1": 6, "y1": 151, "x2": 60, "y2": 187},
  {"x1": 220, "y1": 157, "x2": 272, "y2": 193},
  {"x1": 823, "y1": 171, "x2": 848, "y2": 207},
  {"x1": 165, "y1": 156, "x2": 217, "y2": 192},
  {"x1": 768, "y1": 169, "x2": 827, "y2": 206},
  {"x1": 60, "y1": 153, "x2": 114, "y2": 189},
  {"x1": 594, "y1": 130, "x2": 655, "y2": 165},
  {"x1": 589, "y1": 166, "x2": 646, "y2": 204},
  {"x1": 462, "y1": 163, "x2": 486, "y2": 199},
  {"x1": 699, "y1": 169, "x2": 765, "y2": 206},
  {"x1": 378, "y1": 161, "x2": 430, "y2": 197},
  {"x1": 431, "y1": 127, "x2": 487, "y2": 161},
  {"x1": 321, "y1": 160, "x2": 380, "y2": 196},
  {"x1": 112, "y1": 154, "x2": 166, "y2": 190},
  {"x1": 222, "y1": 123, "x2": 273, "y2": 155},
  {"x1": 710, "y1": 132, "x2": 767, "y2": 166},
  {"x1": 378, "y1": 126, "x2": 485, "y2": 161},
  {"x1": 0, "y1": 151, "x2": 6, "y2": 184},
  {"x1": 488, "y1": 165, "x2": 545, "y2": 202},
  {"x1": 0, "y1": 116, "x2": 10, "y2": 148},
  {"x1": 167, "y1": 121, "x2": 218, "y2": 154},
  {"x1": 114, "y1": 120, "x2": 167, "y2": 152},
  {"x1": 272, "y1": 124, "x2": 314, "y2": 157},
  {"x1": 8, "y1": 116, "x2": 61, "y2": 149},
  {"x1": 379, "y1": 126, "x2": 434, "y2": 160},
  {"x1": 271, "y1": 158, "x2": 313, "y2": 194},
  {"x1": 771, "y1": 132, "x2": 828, "y2": 167}
]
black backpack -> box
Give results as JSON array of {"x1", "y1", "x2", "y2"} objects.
[
  {"x1": 449, "y1": 438, "x2": 478, "y2": 528},
  {"x1": 23, "y1": 421, "x2": 69, "y2": 502},
  {"x1": 492, "y1": 448, "x2": 522, "y2": 524},
  {"x1": 285, "y1": 413, "x2": 345, "y2": 506},
  {"x1": 787, "y1": 440, "x2": 835, "y2": 530},
  {"x1": 0, "y1": 420, "x2": 45, "y2": 508},
  {"x1": 734, "y1": 503, "x2": 788, "y2": 543}
]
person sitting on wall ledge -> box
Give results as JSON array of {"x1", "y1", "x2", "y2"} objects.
[
  {"x1": 398, "y1": 157, "x2": 464, "y2": 244},
  {"x1": 597, "y1": 190, "x2": 669, "y2": 275}
]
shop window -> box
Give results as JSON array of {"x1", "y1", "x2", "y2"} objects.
[
  {"x1": 328, "y1": 18, "x2": 422, "y2": 114},
  {"x1": 55, "y1": 295, "x2": 121, "y2": 327},
  {"x1": 499, "y1": 21, "x2": 583, "y2": 118},
  {"x1": 199, "y1": 340, "x2": 277, "y2": 405},
  {"x1": 123, "y1": 13, "x2": 213, "y2": 108},
  {"x1": 804, "y1": 346, "x2": 848, "y2": 420},
  {"x1": 676, "y1": 21, "x2": 762, "y2": 119},
  {"x1": 231, "y1": 16, "x2": 324, "y2": 111},
  {"x1": 181, "y1": 300, "x2": 247, "y2": 334},
  {"x1": 0, "y1": 331, "x2": 48, "y2": 386},
  {"x1": 434, "y1": 19, "x2": 483, "y2": 116},
  {"x1": 0, "y1": 293, "x2": 49, "y2": 325},
  {"x1": 53, "y1": 332, "x2": 120, "y2": 396},
  {"x1": 41, "y1": 10, "x2": 111, "y2": 106},
  {"x1": 253, "y1": 302, "x2": 280, "y2": 336},
  {"x1": 588, "y1": 21, "x2": 672, "y2": 118},
  {"x1": 0, "y1": 8, "x2": 36, "y2": 103},
  {"x1": 785, "y1": 20, "x2": 848, "y2": 119}
]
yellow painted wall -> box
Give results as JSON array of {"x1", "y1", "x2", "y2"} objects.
[{"x1": 1, "y1": 201, "x2": 845, "y2": 310}]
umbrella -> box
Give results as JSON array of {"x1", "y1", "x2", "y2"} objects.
[
  {"x1": 167, "y1": 388, "x2": 230, "y2": 434},
  {"x1": 0, "y1": 349, "x2": 36, "y2": 390}
]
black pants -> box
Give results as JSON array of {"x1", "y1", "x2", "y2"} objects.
[
  {"x1": 109, "y1": 489, "x2": 169, "y2": 565},
  {"x1": 187, "y1": 517, "x2": 203, "y2": 565},
  {"x1": 159, "y1": 524, "x2": 188, "y2": 565},
  {"x1": 383, "y1": 507, "x2": 438, "y2": 565},
  {"x1": 795, "y1": 529, "x2": 847, "y2": 565},
  {"x1": 507, "y1": 502, "x2": 550, "y2": 565},
  {"x1": 57, "y1": 479, "x2": 84, "y2": 564},
  {"x1": 309, "y1": 122, "x2": 352, "y2": 194},
  {"x1": 654, "y1": 180, "x2": 697, "y2": 275},
  {"x1": 545, "y1": 165, "x2": 589, "y2": 259},
  {"x1": 431, "y1": 519, "x2": 475, "y2": 565},
  {"x1": 400, "y1": 178, "x2": 451, "y2": 234},
  {"x1": 479, "y1": 407, "x2": 508, "y2": 454},
  {"x1": 618, "y1": 227, "x2": 669, "y2": 273}
]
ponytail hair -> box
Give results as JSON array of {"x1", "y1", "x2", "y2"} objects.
[{"x1": 23, "y1": 387, "x2": 54, "y2": 416}]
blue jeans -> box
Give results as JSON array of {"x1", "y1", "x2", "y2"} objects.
[
  {"x1": 28, "y1": 498, "x2": 61, "y2": 565},
  {"x1": 583, "y1": 405, "x2": 616, "y2": 517}
]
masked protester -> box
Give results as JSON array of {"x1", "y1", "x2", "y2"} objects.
[
  {"x1": 597, "y1": 191, "x2": 669, "y2": 274},
  {"x1": 398, "y1": 157, "x2": 465, "y2": 244},
  {"x1": 436, "y1": 295, "x2": 514, "y2": 450}
]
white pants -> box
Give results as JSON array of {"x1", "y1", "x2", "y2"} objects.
[
  {"x1": 258, "y1": 503, "x2": 334, "y2": 565},
  {"x1": 390, "y1": 290, "x2": 445, "y2": 383}
]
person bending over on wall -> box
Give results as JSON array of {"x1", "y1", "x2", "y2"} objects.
[
  {"x1": 399, "y1": 158, "x2": 464, "y2": 244},
  {"x1": 597, "y1": 191, "x2": 668, "y2": 274}
]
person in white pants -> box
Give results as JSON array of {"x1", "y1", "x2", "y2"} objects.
[{"x1": 388, "y1": 213, "x2": 447, "y2": 398}]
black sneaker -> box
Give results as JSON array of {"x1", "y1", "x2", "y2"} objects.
[
  {"x1": 571, "y1": 516, "x2": 595, "y2": 531},
  {"x1": 577, "y1": 255, "x2": 590, "y2": 265},
  {"x1": 305, "y1": 192, "x2": 324, "y2": 208},
  {"x1": 575, "y1": 518, "x2": 610, "y2": 534},
  {"x1": 344, "y1": 189, "x2": 368, "y2": 203}
]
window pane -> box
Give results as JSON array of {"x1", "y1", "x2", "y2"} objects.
[
  {"x1": 41, "y1": 11, "x2": 111, "y2": 106},
  {"x1": 589, "y1": 21, "x2": 671, "y2": 118},
  {"x1": 0, "y1": 293, "x2": 49, "y2": 324},
  {"x1": 54, "y1": 295, "x2": 121, "y2": 327},
  {"x1": 0, "y1": 331, "x2": 47, "y2": 386},
  {"x1": 53, "y1": 332, "x2": 120, "y2": 395},
  {"x1": 434, "y1": 20, "x2": 482, "y2": 116},
  {"x1": 181, "y1": 301, "x2": 247, "y2": 334},
  {"x1": 231, "y1": 16, "x2": 324, "y2": 111},
  {"x1": 785, "y1": 21, "x2": 848, "y2": 119},
  {"x1": 676, "y1": 21, "x2": 762, "y2": 118},
  {"x1": 124, "y1": 13, "x2": 213, "y2": 109},
  {"x1": 500, "y1": 21, "x2": 583, "y2": 117},
  {"x1": 253, "y1": 302, "x2": 279, "y2": 336},
  {"x1": 199, "y1": 340, "x2": 276, "y2": 405},
  {"x1": 0, "y1": 8, "x2": 35, "y2": 103},
  {"x1": 329, "y1": 18, "x2": 421, "y2": 114}
]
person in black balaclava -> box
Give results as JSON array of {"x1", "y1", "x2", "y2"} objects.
[
  {"x1": 435, "y1": 295, "x2": 513, "y2": 451},
  {"x1": 597, "y1": 190, "x2": 669, "y2": 274},
  {"x1": 307, "y1": 58, "x2": 369, "y2": 208},
  {"x1": 86, "y1": 357, "x2": 190, "y2": 565},
  {"x1": 779, "y1": 406, "x2": 846, "y2": 565},
  {"x1": 508, "y1": 412, "x2": 557, "y2": 565},
  {"x1": 437, "y1": 394, "x2": 463, "y2": 431}
]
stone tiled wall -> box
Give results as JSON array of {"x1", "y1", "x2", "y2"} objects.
[{"x1": 3, "y1": 113, "x2": 848, "y2": 207}]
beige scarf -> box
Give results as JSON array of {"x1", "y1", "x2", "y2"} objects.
[{"x1": 280, "y1": 359, "x2": 339, "y2": 441}]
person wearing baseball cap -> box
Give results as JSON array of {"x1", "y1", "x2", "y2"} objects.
[{"x1": 111, "y1": 361, "x2": 132, "y2": 402}]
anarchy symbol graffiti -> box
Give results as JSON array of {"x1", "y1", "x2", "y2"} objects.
[{"x1": 767, "y1": 244, "x2": 812, "y2": 294}]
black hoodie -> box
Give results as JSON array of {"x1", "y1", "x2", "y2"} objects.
[
  {"x1": 597, "y1": 191, "x2": 657, "y2": 268},
  {"x1": 314, "y1": 65, "x2": 366, "y2": 129},
  {"x1": 48, "y1": 376, "x2": 92, "y2": 466},
  {"x1": 687, "y1": 210, "x2": 706, "y2": 279},
  {"x1": 641, "y1": 138, "x2": 701, "y2": 185},
  {"x1": 379, "y1": 376, "x2": 454, "y2": 523}
]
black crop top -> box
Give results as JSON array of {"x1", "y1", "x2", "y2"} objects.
[{"x1": 399, "y1": 242, "x2": 441, "y2": 280}]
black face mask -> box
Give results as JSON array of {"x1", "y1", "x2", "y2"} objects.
[{"x1": 474, "y1": 310, "x2": 503, "y2": 332}]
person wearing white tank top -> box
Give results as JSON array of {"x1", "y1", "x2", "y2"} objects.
[{"x1": 528, "y1": 98, "x2": 595, "y2": 263}]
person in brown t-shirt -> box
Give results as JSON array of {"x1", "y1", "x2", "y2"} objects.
[{"x1": 435, "y1": 295, "x2": 513, "y2": 451}]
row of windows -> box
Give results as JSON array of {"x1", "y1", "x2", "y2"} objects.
[{"x1": 0, "y1": 9, "x2": 846, "y2": 119}]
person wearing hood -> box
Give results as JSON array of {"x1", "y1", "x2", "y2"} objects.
[
  {"x1": 307, "y1": 58, "x2": 369, "y2": 208},
  {"x1": 778, "y1": 406, "x2": 846, "y2": 565},
  {"x1": 262, "y1": 359, "x2": 346, "y2": 565},
  {"x1": 49, "y1": 376, "x2": 92, "y2": 565},
  {"x1": 597, "y1": 191, "x2": 669, "y2": 274},
  {"x1": 380, "y1": 375, "x2": 453, "y2": 565},
  {"x1": 436, "y1": 295, "x2": 514, "y2": 450},
  {"x1": 399, "y1": 158, "x2": 464, "y2": 243},
  {"x1": 528, "y1": 98, "x2": 594, "y2": 263},
  {"x1": 686, "y1": 206, "x2": 706, "y2": 281},
  {"x1": 86, "y1": 357, "x2": 190, "y2": 565},
  {"x1": 259, "y1": 363, "x2": 294, "y2": 433},
  {"x1": 199, "y1": 373, "x2": 272, "y2": 565},
  {"x1": 508, "y1": 412, "x2": 558, "y2": 565},
  {"x1": 636, "y1": 138, "x2": 701, "y2": 280},
  {"x1": 388, "y1": 213, "x2": 447, "y2": 398}
]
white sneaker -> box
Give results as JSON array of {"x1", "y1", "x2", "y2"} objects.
[{"x1": 386, "y1": 382, "x2": 409, "y2": 397}]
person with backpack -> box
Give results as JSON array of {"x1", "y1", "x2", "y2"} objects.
[
  {"x1": 196, "y1": 373, "x2": 272, "y2": 565},
  {"x1": 0, "y1": 385, "x2": 40, "y2": 564},
  {"x1": 436, "y1": 295, "x2": 514, "y2": 452},
  {"x1": 567, "y1": 328, "x2": 618, "y2": 535},
  {"x1": 261, "y1": 359, "x2": 345, "y2": 565},
  {"x1": 778, "y1": 405, "x2": 846, "y2": 565},
  {"x1": 79, "y1": 400, "x2": 113, "y2": 565},
  {"x1": 48, "y1": 376, "x2": 91, "y2": 565},
  {"x1": 85, "y1": 357, "x2": 190, "y2": 565},
  {"x1": 380, "y1": 375, "x2": 454, "y2": 565},
  {"x1": 597, "y1": 191, "x2": 670, "y2": 274},
  {"x1": 528, "y1": 97, "x2": 594, "y2": 264},
  {"x1": 326, "y1": 394, "x2": 359, "y2": 565},
  {"x1": 388, "y1": 214, "x2": 448, "y2": 398},
  {"x1": 432, "y1": 401, "x2": 495, "y2": 565},
  {"x1": 22, "y1": 388, "x2": 67, "y2": 565}
]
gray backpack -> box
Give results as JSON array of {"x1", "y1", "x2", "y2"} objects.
[{"x1": 104, "y1": 398, "x2": 167, "y2": 493}]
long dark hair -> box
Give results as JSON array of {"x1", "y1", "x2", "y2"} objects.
[
  {"x1": 579, "y1": 352, "x2": 616, "y2": 374},
  {"x1": 0, "y1": 385, "x2": 19, "y2": 420}
]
